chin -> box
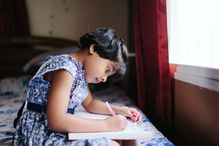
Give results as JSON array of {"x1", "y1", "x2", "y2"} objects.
[
  {"x1": 85, "y1": 78, "x2": 93, "y2": 84},
  {"x1": 85, "y1": 78, "x2": 90, "y2": 83}
]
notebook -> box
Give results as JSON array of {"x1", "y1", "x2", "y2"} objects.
[{"x1": 68, "y1": 109, "x2": 153, "y2": 140}]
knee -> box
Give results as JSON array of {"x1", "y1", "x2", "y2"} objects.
[{"x1": 110, "y1": 140, "x2": 120, "y2": 146}]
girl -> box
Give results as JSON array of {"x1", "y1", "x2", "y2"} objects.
[{"x1": 14, "y1": 28, "x2": 141, "y2": 146}]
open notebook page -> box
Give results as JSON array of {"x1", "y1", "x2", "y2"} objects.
[{"x1": 68, "y1": 109, "x2": 153, "y2": 140}]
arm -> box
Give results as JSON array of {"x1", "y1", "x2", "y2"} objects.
[
  {"x1": 46, "y1": 70, "x2": 127, "y2": 133},
  {"x1": 82, "y1": 88, "x2": 114, "y2": 115},
  {"x1": 82, "y1": 88, "x2": 141, "y2": 123}
]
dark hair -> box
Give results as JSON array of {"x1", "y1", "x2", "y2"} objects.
[{"x1": 79, "y1": 28, "x2": 128, "y2": 81}]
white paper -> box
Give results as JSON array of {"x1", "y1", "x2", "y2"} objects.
[{"x1": 68, "y1": 110, "x2": 153, "y2": 140}]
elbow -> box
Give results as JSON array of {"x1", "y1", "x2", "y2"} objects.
[
  {"x1": 47, "y1": 119, "x2": 59, "y2": 131},
  {"x1": 47, "y1": 114, "x2": 67, "y2": 132},
  {"x1": 47, "y1": 117, "x2": 61, "y2": 132},
  {"x1": 84, "y1": 105, "x2": 94, "y2": 113},
  {"x1": 83, "y1": 101, "x2": 95, "y2": 113}
]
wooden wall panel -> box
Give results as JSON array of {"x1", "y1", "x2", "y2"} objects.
[{"x1": 174, "y1": 80, "x2": 219, "y2": 146}]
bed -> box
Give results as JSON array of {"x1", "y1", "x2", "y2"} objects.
[
  {"x1": 0, "y1": 37, "x2": 174, "y2": 146},
  {"x1": 0, "y1": 77, "x2": 174, "y2": 146}
]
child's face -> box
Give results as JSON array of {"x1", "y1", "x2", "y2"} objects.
[{"x1": 83, "y1": 47, "x2": 117, "y2": 83}]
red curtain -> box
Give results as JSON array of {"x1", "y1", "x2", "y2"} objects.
[
  {"x1": 0, "y1": 0, "x2": 30, "y2": 37},
  {"x1": 133, "y1": 0, "x2": 172, "y2": 130}
]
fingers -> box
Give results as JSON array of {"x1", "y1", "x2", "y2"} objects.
[
  {"x1": 127, "y1": 111, "x2": 136, "y2": 121},
  {"x1": 128, "y1": 108, "x2": 141, "y2": 124},
  {"x1": 118, "y1": 107, "x2": 142, "y2": 124},
  {"x1": 135, "y1": 113, "x2": 141, "y2": 124}
]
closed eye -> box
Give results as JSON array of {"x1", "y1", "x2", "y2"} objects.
[
  {"x1": 106, "y1": 65, "x2": 116, "y2": 75},
  {"x1": 106, "y1": 66, "x2": 111, "y2": 73}
]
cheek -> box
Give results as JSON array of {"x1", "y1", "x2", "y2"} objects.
[
  {"x1": 85, "y1": 66, "x2": 99, "y2": 79},
  {"x1": 91, "y1": 67, "x2": 102, "y2": 76},
  {"x1": 84, "y1": 61, "x2": 106, "y2": 78}
]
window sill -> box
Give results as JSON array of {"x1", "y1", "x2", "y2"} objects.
[{"x1": 174, "y1": 65, "x2": 219, "y2": 92}]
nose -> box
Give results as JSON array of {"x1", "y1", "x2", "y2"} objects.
[{"x1": 101, "y1": 76, "x2": 107, "y2": 82}]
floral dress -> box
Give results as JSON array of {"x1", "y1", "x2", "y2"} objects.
[{"x1": 14, "y1": 54, "x2": 110, "y2": 146}]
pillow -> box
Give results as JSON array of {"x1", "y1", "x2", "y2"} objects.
[{"x1": 23, "y1": 47, "x2": 78, "y2": 72}]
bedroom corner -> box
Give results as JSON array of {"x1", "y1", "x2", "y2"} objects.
[{"x1": 0, "y1": 0, "x2": 174, "y2": 146}]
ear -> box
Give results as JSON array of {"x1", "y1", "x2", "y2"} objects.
[{"x1": 89, "y1": 44, "x2": 96, "y2": 55}]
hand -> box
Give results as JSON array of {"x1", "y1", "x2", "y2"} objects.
[
  {"x1": 104, "y1": 115, "x2": 128, "y2": 132},
  {"x1": 117, "y1": 107, "x2": 142, "y2": 124}
]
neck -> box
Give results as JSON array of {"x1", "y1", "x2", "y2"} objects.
[{"x1": 70, "y1": 50, "x2": 88, "y2": 65}]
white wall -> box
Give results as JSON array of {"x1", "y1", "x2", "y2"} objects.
[{"x1": 26, "y1": 0, "x2": 129, "y2": 45}]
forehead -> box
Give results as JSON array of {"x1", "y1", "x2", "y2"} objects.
[{"x1": 97, "y1": 56, "x2": 121, "y2": 71}]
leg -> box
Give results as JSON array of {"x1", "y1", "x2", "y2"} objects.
[
  {"x1": 122, "y1": 140, "x2": 137, "y2": 146},
  {"x1": 111, "y1": 140, "x2": 120, "y2": 146}
]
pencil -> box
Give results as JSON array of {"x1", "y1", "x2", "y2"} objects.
[{"x1": 105, "y1": 101, "x2": 116, "y2": 116}]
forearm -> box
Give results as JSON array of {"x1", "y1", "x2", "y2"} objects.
[
  {"x1": 48, "y1": 113, "x2": 107, "y2": 133},
  {"x1": 82, "y1": 88, "x2": 123, "y2": 115},
  {"x1": 85, "y1": 99, "x2": 122, "y2": 115}
]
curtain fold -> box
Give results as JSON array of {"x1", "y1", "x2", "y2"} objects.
[
  {"x1": 0, "y1": 0, "x2": 30, "y2": 37},
  {"x1": 133, "y1": 0, "x2": 172, "y2": 130}
]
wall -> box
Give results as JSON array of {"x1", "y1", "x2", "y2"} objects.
[
  {"x1": 25, "y1": 0, "x2": 131, "y2": 48},
  {"x1": 174, "y1": 79, "x2": 219, "y2": 146}
]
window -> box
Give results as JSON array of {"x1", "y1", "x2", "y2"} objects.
[
  {"x1": 167, "y1": 0, "x2": 219, "y2": 69},
  {"x1": 167, "y1": 0, "x2": 219, "y2": 90}
]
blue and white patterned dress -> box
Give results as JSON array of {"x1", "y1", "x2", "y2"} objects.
[{"x1": 14, "y1": 54, "x2": 110, "y2": 146}]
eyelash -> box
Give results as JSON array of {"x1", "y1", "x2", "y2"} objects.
[{"x1": 106, "y1": 67, "x2": 111, "y2": 73}]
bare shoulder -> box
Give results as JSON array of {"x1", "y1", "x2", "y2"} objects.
[
  {"x1": 48, "y1": 69, "x2": 74, "y2": 90},
  {"x1": 47, "y1": 69, "x2": 74, "y2": 113}
]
